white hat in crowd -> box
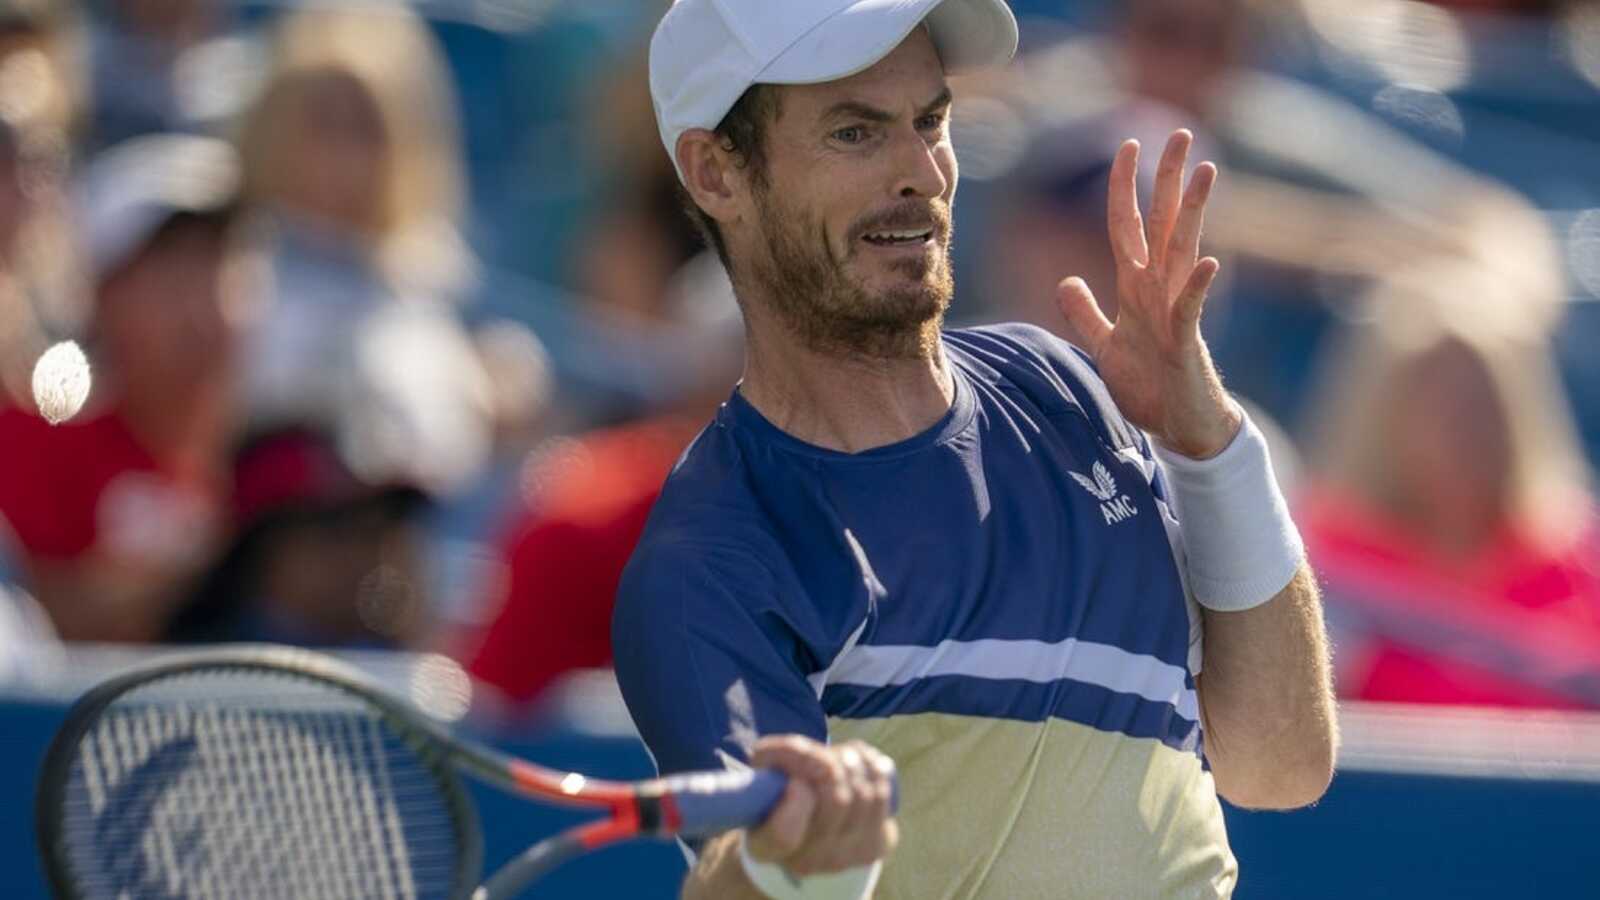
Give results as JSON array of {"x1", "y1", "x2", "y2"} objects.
[{"x1": 79, "y1": 133, "x2": 239, "y2": 281}]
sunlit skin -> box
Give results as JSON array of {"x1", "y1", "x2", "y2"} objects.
[
  {"x1": 1058, "y1": 132, "x2": 1240, "y2": 459},
  {"x1": 678, "y1": 30, "x2": 961, "y2": 452},
  {"x1": 732, "y1": 36, "x2": 956, "y2": 357}
]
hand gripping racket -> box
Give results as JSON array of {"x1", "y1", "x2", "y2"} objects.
[{"x1": 35, "y1": 646, "x2": 874, "y2": 899}]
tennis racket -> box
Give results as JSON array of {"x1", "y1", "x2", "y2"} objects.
[{"x1": 35, "y1": 645, "x2": 869, "y2": 899}]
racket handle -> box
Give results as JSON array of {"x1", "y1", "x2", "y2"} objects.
[{"x1": 657, "y1": 767, "x2": 899, "y2": 838}]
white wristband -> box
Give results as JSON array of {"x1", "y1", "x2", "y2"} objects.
[
  {"x1": 1152, "y1": 411, "x2": 1304, "y2": 612},
  {"x1": 738, "y1": 831, "x2": 882, "y2": 900}
]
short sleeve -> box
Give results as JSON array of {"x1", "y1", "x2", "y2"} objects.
[{"x1": 612, "y1": 538, "x2": 826, "y2": 780}]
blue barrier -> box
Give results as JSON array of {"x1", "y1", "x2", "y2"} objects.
[{"x1": 4, "y1": 655, "x2": 1598, "y2": 898}]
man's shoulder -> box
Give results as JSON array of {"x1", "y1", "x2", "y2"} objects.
[
  {"x1": 647, "y1": 415, "x2": 756, "y2": 529},
  {"x1": 616, "y1": 515, "x2": 782, "y2": 646},
  {"x1": 624, "y1": 416, "x2": 776, "y2": 586}
]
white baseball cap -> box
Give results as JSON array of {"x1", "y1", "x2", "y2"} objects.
[
  {"x1": 650, "y1": 0, "x2": 1019, "y2": 181},
  {"x1": 79, "y1": 133, "x2": 240, "y2": 280}
]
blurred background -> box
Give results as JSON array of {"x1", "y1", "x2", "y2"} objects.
[{"x1": 1, "y1": 0, "x2": 1599, "y2": 896}]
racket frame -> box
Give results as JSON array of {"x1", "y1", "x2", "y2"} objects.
[
  {"x1": 34, "y1": 645, "x2": 728, "y2": 900},
  {"x1": 37, "y1": 646, "x2": 489, "y2": 899}
]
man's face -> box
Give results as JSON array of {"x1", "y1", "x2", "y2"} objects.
[{"x1": 729, "y1": 29, "x2": 958, "y2": 358}]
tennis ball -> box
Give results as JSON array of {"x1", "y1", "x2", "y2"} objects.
[{"x1": 31, "y1": 340, "x2": 91, "y2": 425}]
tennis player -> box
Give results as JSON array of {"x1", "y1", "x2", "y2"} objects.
[{"x1": 614, "y1": 2, "x2": 1337, "y2": 897}]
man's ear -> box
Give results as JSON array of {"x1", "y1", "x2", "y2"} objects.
[{"x1": 677, "y1": 129, "x2": 745, "y2": 225}]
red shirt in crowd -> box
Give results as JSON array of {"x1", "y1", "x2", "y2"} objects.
[
  {"x1": 0, "y1": 405, "x2": 220, "y2": 637},
  {"x1": 464, "y1": 418, "x2": 699, "y2": 706},
  {"x1": 1297, "y1": 485, "x2": 1600, "y2": 709}
]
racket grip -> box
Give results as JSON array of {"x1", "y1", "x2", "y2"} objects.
[{"x1": 658, "y1": 767, "x2": 899, "y2": 838}]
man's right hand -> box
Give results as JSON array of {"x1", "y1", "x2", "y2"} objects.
[
  {"x1": 745, "y1": 735, "x2": 899, "y2": 876},
  {"x1": 682, "y1": 735, "x2": 898, "y2": 900}
]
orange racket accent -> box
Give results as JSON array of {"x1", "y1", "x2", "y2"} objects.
[
  {"x1": 574, "y1": 803, "x2": 641, "y2": 849},
  {"x1": 657, "y1": 793, "x2": 683, "y2": 833}
]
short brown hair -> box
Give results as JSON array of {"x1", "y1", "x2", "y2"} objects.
[{"x1": 679, "y1": 84, "x2": 781, "y2": 270}]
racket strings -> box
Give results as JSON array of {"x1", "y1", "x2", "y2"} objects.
[{"x1": 57, "y1": 670, "x2": 466, "y2": 899}]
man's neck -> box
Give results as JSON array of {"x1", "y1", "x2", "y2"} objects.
[{"x1": 738, "y1": 317, "x2": 955, "y2": 454}]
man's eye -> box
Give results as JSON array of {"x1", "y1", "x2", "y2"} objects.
[
  {"x1": 916, "y1": 114, "x2": 946, "y2": 132},
  {"x1": 833, "y1": 126, "x2": 866, "y2": 144}
]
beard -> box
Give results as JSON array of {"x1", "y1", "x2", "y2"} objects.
[{"x1": 740, "y1": 185, "x2": 955, "y2": 360}]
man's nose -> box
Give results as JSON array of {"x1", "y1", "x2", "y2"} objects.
[{"x1": 890, "y1": 128, "x2": 949, "y2": 200}]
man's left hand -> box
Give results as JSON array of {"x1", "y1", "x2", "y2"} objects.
[{"x1": 1055, "y1": 129, "x2": 1241, "y2": 460}]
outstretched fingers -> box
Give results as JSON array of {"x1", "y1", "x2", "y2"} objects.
[
  {"x1": 1107, "y1": 140, "x2": 1148, "y2": 269},
  {"x1": 1144, "y1": 130, "x2": 1192, "y2": 269},
  {"x1": 1172, "y1": 256, "x2": 1221, "y2": 336},
  {"x1": 1057, "y1": 277, "x2": 1114, "y2": 358},
  {"x1": 1165, "y1": 161, "x2": 1216, "y2": 291}
]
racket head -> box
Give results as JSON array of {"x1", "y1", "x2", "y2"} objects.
[{"x1": 35, "y1": 646, "x2": 484, "y2": 900}]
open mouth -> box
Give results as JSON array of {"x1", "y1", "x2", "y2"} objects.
[{"x1": 861, "y1": 228, "x2": 935, "y2": 247}]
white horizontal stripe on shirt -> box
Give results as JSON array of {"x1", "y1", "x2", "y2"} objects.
[{"x1": 814, "y1": 636, "x2": 1199, "y2": 722}]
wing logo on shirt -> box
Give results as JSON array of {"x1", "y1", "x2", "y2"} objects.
[{"x1": 1070, "y1": 461, "x2": 1139, "y2": 525}]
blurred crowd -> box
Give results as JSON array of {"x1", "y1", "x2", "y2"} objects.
[{"x1": 1, "y1": 0, "x2": 1599, "y2": 722}]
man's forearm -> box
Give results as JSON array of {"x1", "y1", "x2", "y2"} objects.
[{"x1": 1195, "y1": 562, "x2": 1337, "y2": 809}]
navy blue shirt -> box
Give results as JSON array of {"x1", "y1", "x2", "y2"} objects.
[{"x1": 612, "y1": 323, "x2": 1234, "y2": 897}]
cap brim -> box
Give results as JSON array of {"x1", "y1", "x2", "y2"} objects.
[
  {"x1": 758, "y1": 0, "x2": 1017, "y2": 85},
  {"x1": 83, "y1": 135, "x2": 240, "y2": 280}
]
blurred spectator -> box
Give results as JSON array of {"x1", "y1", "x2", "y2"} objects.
[
  {"x1": 235, "y1": 4, "x2": 491, "y2": 496},
  {"x1": 1115, "y1": 0, "x2": 1255, "y2": 121},
  {"x1": 462, "y1": 416, "x2": 702, "y2": 708},
  {"x1": 423, "y1": 317, "x2": 554, "y2": 636},
  {"x1": 574, "y1": 46, "x2": 705, "y2": 329},
  {"x1": 502, "y1": 41, "x2": 743, "y2": 429},
  {"x1": 0, "y1": 0, "x2": 81, "y2": 142},
  {"x1": 166, "y1": 425, "x2": 432, "y2": 648},
  {"x1": 1298, "y1": 263, "x2": 1600, "y2": 708},
  {"x1": 474, "y1": 318, "x2": 555, "y2": 460},
  {"x1": 492, "y1": 0, "x2": 665, "y2": 284},
  {"x1": 86, "y1": 0, "x2": 249, "y2": 149},
  {"x1": 454, "y1": 33, "x2": 746, "y2": 707},
  {"x1": 0, "y1": 0, "x2": 86, "y2": 409},
  {"x1": 461, "y1": 254, "x2": 742, "y2": 710},
  {"x1": 0, "y1": 133, "x2": 242, "y2": 642}
]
